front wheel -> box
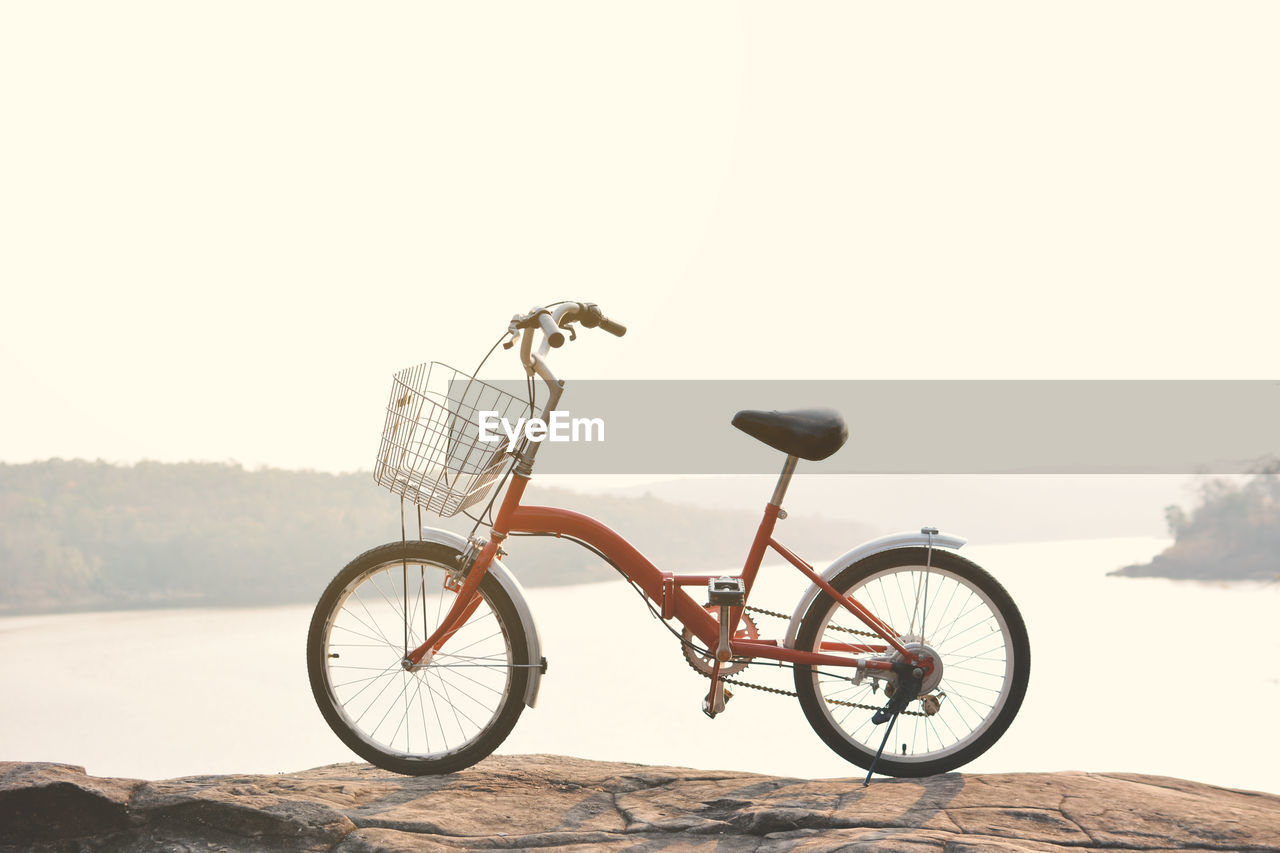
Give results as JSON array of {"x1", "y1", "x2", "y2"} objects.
[
  {"x1": 307, "y1": 540, "x2": 532, "y2": 775},
  {"x1": 794, "y1": 547, "x2": 1029, "y2": 777}
]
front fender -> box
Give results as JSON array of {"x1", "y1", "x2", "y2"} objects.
[
  {"x1": 783, "y1": 530, "x2": 966, "y2": 649},
  {"x1": 419, "y1": 527, "x2": 544, "y2": 708}
]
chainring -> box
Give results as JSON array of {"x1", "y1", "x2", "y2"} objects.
[{"x1": 682, "y1": 608, "x2": 759, "y2": 677}]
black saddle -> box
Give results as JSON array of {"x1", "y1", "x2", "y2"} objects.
[{"x1": 731, "y1": 408, "x2": 848, "y2": 462}]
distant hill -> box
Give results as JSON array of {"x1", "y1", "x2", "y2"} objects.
[
  {"x1": 0, "y1": 460, "x2": 872, "y2": 615},
  {"x1": 1112, "y1": 462, "x2": 1280, "y2": 580}
]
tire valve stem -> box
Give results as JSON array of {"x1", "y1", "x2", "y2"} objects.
[{"x1": 329, "y1": 653, "x2": 340, "y2": 659}]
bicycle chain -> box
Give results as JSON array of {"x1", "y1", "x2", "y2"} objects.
[
  {"x1": 743, "y1": 604, "x2": 881, "y2": 639},
  {"x1": 692, "y1": 605, "x2": 928, "y2": 718}
]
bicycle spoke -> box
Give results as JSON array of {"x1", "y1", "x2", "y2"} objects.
[
  {"x1": 331, "y1": 622, "x2": 394, "y2": 647},
  {"x1": 411, "y1": 671, "x2": 433, "y2": 755},
  {"x1": 347, "y1": 594, "x2": 399, "y2": 650},
  {"x1": 353, "y1": 664, "x2": 410, "y2": 728},
  {"x1": 366, "y1": 570, "x2": 409, "y2": 625},
  {"x1": 941, "y1": 627, "x2": 1006, "y2": 659},
  {"x1": 940, "y1": 675, "x2": 1003, "y2": 693},
  {"x1": 390, "y1": 671, "x2": 412, "y2": 748},
  {"x1": 332, "y1": 668, "x2": 401, "y2": 692},
  {"x1": 424, "y1": 665, "x2": 449, "y2": 751},
  {"x1": 378, "y1": 670, "x2": 417, "y2": 746},
  {"x1": 436, "y1": 622, "x2": 502, "y2": 657},
  {"x1": 429, "y1": 668, "x2": 472, "y2": 735}
]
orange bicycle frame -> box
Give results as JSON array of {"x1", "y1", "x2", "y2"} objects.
[{"x1": 407, "y1": 473, "x2": 925, "y2": 673}]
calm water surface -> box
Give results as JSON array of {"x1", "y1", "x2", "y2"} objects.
[{"x1": 3, "y1": 537, "x2": 1277, "y2": 794}]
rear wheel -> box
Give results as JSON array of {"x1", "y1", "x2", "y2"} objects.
[
  {"x1": 307, "y1": 540, "x2": 531, "y2": 775},
  {"x1": 794, "y1": 547, "x2": 1029, "y2": 777}
]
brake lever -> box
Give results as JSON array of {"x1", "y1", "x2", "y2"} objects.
[{"x1": 501, "y1": 317, "x2": 522, "y2": 350}]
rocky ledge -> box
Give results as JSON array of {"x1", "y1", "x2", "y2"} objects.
[{"x1": 1, "y1": 755, "x2": 1277, "y2": 852}]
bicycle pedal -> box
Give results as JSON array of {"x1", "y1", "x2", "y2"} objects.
[
  {"x1": 707, "y1": 576, "x2": 746, "y2": 606},
  {"x1": 702, "y1": 682, "x2": 731, "y2": 718}
]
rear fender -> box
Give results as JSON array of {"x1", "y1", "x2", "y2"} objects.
[{"x1": 783, "y1": 530, "x2": 966, "y2": 649}]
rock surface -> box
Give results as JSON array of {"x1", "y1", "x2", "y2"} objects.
[{"x1": 2, "y1": 755, "x2": 1277, "y2": 852}]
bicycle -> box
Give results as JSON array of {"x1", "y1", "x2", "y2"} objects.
[{"x1": 307, "y1": 301, "x2": 1030, "y2": 782}]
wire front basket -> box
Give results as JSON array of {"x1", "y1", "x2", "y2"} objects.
[{"x1": 374, "y1": 362, "x2": 529, "y2": 517}]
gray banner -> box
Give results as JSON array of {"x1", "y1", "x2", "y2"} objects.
[{"x1": 463, "y1": 380, "x2": 1279, "y2": 475}]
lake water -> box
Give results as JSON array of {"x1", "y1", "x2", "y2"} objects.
[{"x1": 3, "y1": 536, "x2": 1278, "y2": 795}]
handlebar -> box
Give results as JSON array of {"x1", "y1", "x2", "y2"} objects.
[
  {"x1": 510, "y1": 301, "x2": 626, "y2": 356},
  {"x1": 503, "y1": 301, "x2": 625, "y2": 462},
  {"x1": 507, "y1": 301, "x2": 626, "y2": 392}
]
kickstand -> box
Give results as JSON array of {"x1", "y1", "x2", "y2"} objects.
[
  {"x1": 862, "y1": 711, "x2": 899, "y2": 787},
  {"x1": 862, "y1": 663, "x2": 921, "y2": 786}
]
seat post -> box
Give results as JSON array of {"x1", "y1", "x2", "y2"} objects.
[{"x1": 769, "y1": 455, "x2": 799, "y2": 508}]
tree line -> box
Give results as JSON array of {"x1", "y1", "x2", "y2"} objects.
[
  {"x1": 1114, "y1": 462, "x2": 1280, "y2": 580},
  {"x1": 0, "y1": 460, "x2": 868, "y2": 614}
]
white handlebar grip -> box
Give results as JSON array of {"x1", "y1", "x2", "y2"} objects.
[{"x1": 537, "y1": 312, "x2": 565, "y2": 348}]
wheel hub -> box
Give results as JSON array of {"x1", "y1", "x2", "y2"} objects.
[
  {"x1": 401, "y1": 651, "x2": 433, "y2": 672},
  {"x1": 895, "y1": 638, "x2": 943, "y2": 695}
]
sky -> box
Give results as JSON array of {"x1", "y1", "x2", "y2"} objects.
[{"x1": 2, "y1": 3, "x2": 1278, "y2": 473}]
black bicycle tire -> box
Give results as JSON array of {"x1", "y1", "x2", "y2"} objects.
[{"x1": 793, "y1": 547, "x2": 1030, "y2": 778}]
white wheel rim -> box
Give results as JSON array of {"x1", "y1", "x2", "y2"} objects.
[{"x1": 320, "y1": 559, "x2": 515, "y2": 761}]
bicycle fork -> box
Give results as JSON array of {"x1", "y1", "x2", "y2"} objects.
[
  {"x1": 405, "y1": 472, "x2": 534, "y2": 667},
  {"x1": 403, "y1": 534, "x2": 503, "y2": 668}
]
